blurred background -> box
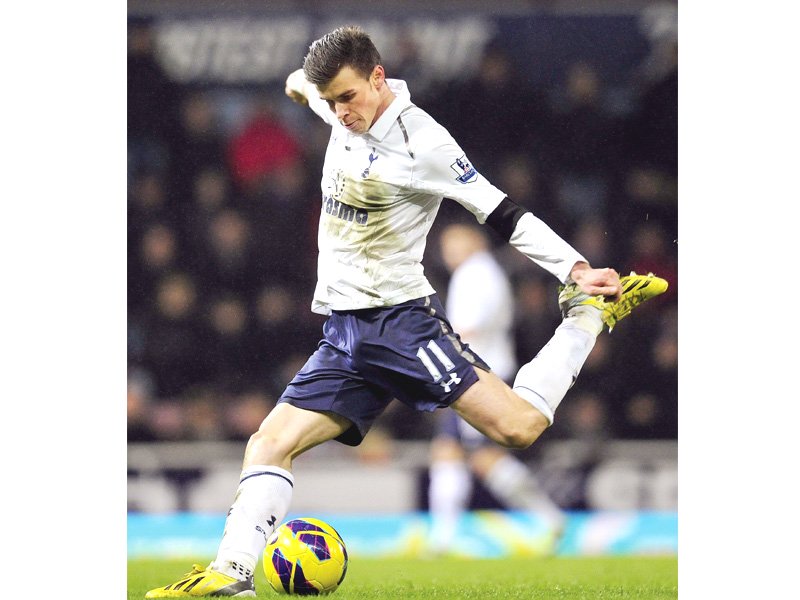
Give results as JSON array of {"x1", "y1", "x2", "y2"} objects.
[{"x1": 127, "y1": 0, "x2": 677, "y2": 558}]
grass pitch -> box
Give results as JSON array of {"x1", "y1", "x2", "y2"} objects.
[{"x1": 128, "y1": 556, "x2": 677, "y2": 599}]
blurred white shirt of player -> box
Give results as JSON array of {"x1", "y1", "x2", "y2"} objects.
[{"x1": 443, "y1": 230, "x2": 517, "y2": 383}]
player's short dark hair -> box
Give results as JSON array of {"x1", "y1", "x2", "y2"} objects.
[{"x1": 303, "y1": 26, "x2": 381, "y2": 86}]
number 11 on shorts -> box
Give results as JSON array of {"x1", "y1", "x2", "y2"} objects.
[{"x1": 416, "y1": 340, "x2": 455, "y2": 382}]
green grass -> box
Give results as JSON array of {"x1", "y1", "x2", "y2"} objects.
[{"x1": 129, "y1": 556, "x2": 677, "y2": 599}]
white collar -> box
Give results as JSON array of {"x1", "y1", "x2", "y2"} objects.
[{"x1": 365, "y1": 79, "x2": 412, "y2": 142}]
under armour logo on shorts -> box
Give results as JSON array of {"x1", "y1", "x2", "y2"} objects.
[{"x1": 439, "y1": 372, "x2": 462, "y2": 393}]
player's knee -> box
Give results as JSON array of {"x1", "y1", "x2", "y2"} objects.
[
  {"x1": 495, "y1": 412, "x2": 547, "y2": 449},
  {"x1": 246, "y1": 428, "x2": 295, "y2": 464}
]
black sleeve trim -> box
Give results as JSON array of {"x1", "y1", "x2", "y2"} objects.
[{"x1": 485, "y1": 197, "x2": 528, "y2": 241}]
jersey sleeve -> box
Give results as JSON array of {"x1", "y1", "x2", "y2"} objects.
[
  {"x1": 509, "y1": 212, "x2": 588, "y2": 283},
  {"x1": 407, "y1": 120, "x2": 506, "y2": 223}
]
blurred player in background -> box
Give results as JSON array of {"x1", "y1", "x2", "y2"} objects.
[
  {"x1": 428, "y1": 223, "x2": 565, "y2": 555},
  {"x1": 146, "y1": 25, "x2": 666, "y2": 597}
]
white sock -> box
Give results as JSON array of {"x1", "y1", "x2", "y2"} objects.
[
  {"x1": 483, "y1": 455, "x2": 564, "y2": 525},
  {"x1": 428, "y1": 461, "x2": 472, "y2": 552},
  {"x1": 211, "y1": 465, "x2": 294, "y2": 579},
  {"x1": 513, "y1": 306, "x2": 601, "y2": 424}
]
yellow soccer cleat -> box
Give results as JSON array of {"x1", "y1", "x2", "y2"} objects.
[
  {"x1": 559, "y1": 271, "x2": 668, "y2": 331},
  {"x1": 144, "y1": 564, "x2": 255, "y2": 598}
]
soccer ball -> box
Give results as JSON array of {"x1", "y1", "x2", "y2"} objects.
[{"x1": 263, "y1": 517, "x2": 348, "y2": 595}]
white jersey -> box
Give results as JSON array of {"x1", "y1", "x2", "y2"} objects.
[
  {"x1": 306, "y1": 79, "x2": 507, "y2": 315},
  {"x1": 446, "y1": 251, "x2": 517, "y2": 382}
]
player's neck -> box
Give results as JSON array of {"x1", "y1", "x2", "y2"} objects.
[{"x1": 370, "y1": 87, "x2": 397, "y2": 130}]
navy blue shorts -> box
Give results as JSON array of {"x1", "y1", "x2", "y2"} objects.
[{"x1": 278, "y1": 295, "x2": 489, "y2": 446}]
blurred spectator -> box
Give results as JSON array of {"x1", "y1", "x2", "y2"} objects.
[
  {"x1": 169, "y1": 93, "x2": 228, "y2": 221},
  {"x1": 626, "y1": 221, "x2": 678, "y2": 310},
  {"x1": 556, "y1": 392, "x2": 612, "y2": 443},
  {"x1": 140, "y1": 273, "x2": 206, "y2": 397},
  {"x1": 184, "y1": 387, "x2": 226, "y2": 441},
  {"x1": 537, "y1": 328, "x2": 620, "y2": 440},
  {"x1": 252, "y1": 284, "x2": 294, "y2": 368},
  {"x1": 618, "y1": 166, "x2": 678, "y2": 244},
  {"x1": 150, "y1": 401, "x2": 189, "y2": 441},
  {"x1": 227, "y1": 97, "x2": 302, "y2": 196},
  {"x1": 130, "y1": 223, "x2": 181, "y2": 313},
  {"x1": 512, "y1": 274, "x2": 561, "y2": 365},
  {"x1": 618, "y1": 306, "x2": 677, "y2": 438},
  {"x1": 201, "y1": 294, "x2": 258, "y2": 392},
  {"x1": 248, "y1": 164, "x2": 318, "y2": 285},
  {"x1": 128, "y1": 368, "x2": 157, "y2": 442},
  {"x1": 382, "y1": 28, "x2": 431, "y2": 99},
  {"x1": 127, "y1": 20, "x2": 179, "y2": 180},
  {"x1": 428, "y1": 44, "x2": 547, "y2": 175},
  {"x1": 225, "y1": 391, "x2": 275, "y2": 442},
  {"x1": 628, "y1": 39, "x2": 678, "y2": 174},
  {"x1": 140, "y1": 223, "x2": 179, "y2": 273},
  {"x1": 128, "y1": 171, "x2": 171, "y2": 230},
  {"x1": 548, "y1": 60, "x2": 621, "y2": 173},
  {"x1": 572, "y1": 219, "x2": 613, "y2": 267},
  {"x1": 493, "y1": 153, "x2": 561, "y2": 230},
  {"x1": 547, "y1": 61, "x2": 623, "y2": 229},
  {"x1": 191, "y1": 208, "x2": 261, "y2": 296},
  {"x1": 193, "y1": 168, "x2": 231, "y2": 215},
  {"x1": 251, "y1": 284, "x2": 324, "y2": 390}
]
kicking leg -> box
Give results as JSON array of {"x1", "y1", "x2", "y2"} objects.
[
  {"x1": 514, "y1": 271, "x2": 669, "y2": 422},
  {"x1": 451, "y1": 305, "x2": 602, "y2": 447},
  {"x1": 452, "y1": 272, "x2": 669, "y2": 447}
]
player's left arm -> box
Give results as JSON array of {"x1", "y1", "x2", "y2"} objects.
[
  {"x1": 408, "y1": 123, "x2": 620, "y2": 300},
  {"x1": 486, "y1": 197, "x2": 621, "y2": 300}
]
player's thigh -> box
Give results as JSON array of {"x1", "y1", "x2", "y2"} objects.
[
  {"x1": 450, "y1": 367, "x2": 548, "y2": 448},
  {"x1": 245, "y1": 403, "x2": 351, "y2": 468}
]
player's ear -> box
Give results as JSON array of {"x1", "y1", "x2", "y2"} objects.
[{"x1": 371, "y1": 65, "x2": 385, "y2": 88}]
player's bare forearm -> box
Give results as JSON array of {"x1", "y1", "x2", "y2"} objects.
[{"x1": 569, "y1": 262, "x2": 622, "y2": 301}]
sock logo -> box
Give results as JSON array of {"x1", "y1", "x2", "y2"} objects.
[
  {"x1": 267, "y1": 515, "x2": 277, "y2": 528},
  {"x1": 256, "y1": 525, "x2": 267, "y2": 541}
]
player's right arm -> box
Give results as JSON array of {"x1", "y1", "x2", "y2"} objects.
[{"x1": 285, "y1": 69, "x2": 337, "y2": 126}]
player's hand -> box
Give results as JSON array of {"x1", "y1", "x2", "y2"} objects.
[
  {"x1": 285, "y1": 69, "x2": 309, "y2": 106},
  {"x1": 569, "y1": 263, "x2": 622, "y2": 302}
]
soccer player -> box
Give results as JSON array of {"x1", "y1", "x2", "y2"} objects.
[
  {"x1": 427, "y1": 223, "x2": 565, "y2": 556},
  {"x1": 146, "y1": 26, "x2": 667, "y2": 597}
]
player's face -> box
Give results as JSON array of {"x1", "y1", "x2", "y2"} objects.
[{"x1": 318, "y1": 65, "x2": 386, "y2": 135}]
